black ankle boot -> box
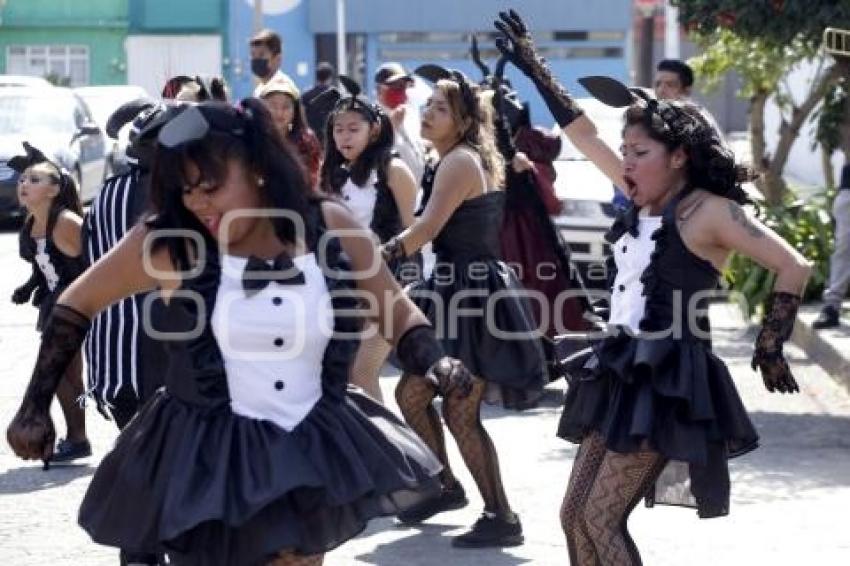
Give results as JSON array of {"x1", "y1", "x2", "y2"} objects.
[
  {"x1": 397, "y1": 482, "x2": 468, "y2": 524},
  {"x1": 452, "y1": 512, "x2": 524, "y2": 548},
  {"x1": 813, "y1": 305, "x2": 840, "y2": 329}
]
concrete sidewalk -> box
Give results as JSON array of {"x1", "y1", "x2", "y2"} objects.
[{"x1": 793, "y1": 301, "x2": 850, "y2": 395}]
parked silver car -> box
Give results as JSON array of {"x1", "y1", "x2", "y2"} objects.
[
  {"x1": 0, "y1": 86, "x2": 107, "y2": 219},
  {"x1": 551, "y1": 98, "x2": 624, "y2": 288}
]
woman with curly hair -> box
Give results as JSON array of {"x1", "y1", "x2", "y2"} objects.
[{"x1": 494, "y1": 10, "x2": 811, "y2": 565}]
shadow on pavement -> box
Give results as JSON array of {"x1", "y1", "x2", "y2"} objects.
[
  {"x1": 536, "y1": 411, "x2": 850, "y2": 496},
  {"x1": 355, "y1": 521, "x2": 533, "y2": 565},
  {"x1": 0, "y1": 462, "x2": 95, "y2": 494}
]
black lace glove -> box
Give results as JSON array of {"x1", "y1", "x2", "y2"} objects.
[
  {"x1": 11, "y1": 269, "x2": 41, "y2": 305},
  {"x1": 494, "y1": 9, "x2": 584, "y2": 128},
  {"x1": 396, "y1": 324, "x2": 474, "y2": 396},
  {"x1": 751, "y1": 292, "x2": 801, "y2": 394},
  {"x1": 6, "y1": 304, "x2": 90, "y2": 461}
]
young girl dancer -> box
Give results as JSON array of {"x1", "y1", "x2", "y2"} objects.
[
  {"x1": 9, "y1": 142, "x2": 90, "y2": 465},
  {"x1": 6, "y1": 99, "x2": 471, "y2": 565},
  {"x1": 495, "y1": 10, "x2": 811, "y2": 564},
  {"x1": 319, "y1": 84, "x2": 419, "y2": 401}
]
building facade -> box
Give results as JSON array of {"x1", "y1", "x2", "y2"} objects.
[{"x1": 0, "y1": 0, "x2": 129, "y2": 86}]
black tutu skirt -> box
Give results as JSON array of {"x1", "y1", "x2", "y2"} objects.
[
  {"x1": 558, "y1": 331, "x2": 759, "y2": 518},
  {"x1": 408, "y1": 258, "x2": 546, "y2": 391},
  {"x1": 78, "y1": 387, "x2": 442, "y2": 565}
]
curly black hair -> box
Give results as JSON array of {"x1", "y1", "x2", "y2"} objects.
[{"x1": 623, "y1": 101, "x2": 754, "y2": 204}]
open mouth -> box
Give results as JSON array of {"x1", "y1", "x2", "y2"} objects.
[
  {"x1": 200, "y1": 214, "x2": 221, "y2": 235},
  {"x1": 623, "y1": 175, "x2": 637, "y2": 197}
]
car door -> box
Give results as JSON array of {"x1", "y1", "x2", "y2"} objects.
[{"x1": 72, "y1": 96, "x2": 106, "y2": 202}]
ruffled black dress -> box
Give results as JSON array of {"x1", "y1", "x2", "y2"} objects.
[
  {"x1": 408, "y1": 191, "x2": 546, "y2": 390},
  {"x1": 78, "y1": 208, "x2": 442, "y2": 565},
  {"x1": 18, "y1": 209, "x2": 85, "y2": 330},
  {"x1": 559, "y1": 198, "x2": 759, "y2": 518}
]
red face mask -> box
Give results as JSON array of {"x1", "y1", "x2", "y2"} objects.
[{"x1": 382, "y1": 86, "x2": 408, "y2": 109}]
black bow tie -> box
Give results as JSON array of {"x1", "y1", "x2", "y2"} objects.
[
  {"x1": 604, "y1": 204, "x2": 641, "y2": 243},
  {"x1": 242, "y1": 253, "x2": 306, "y2": 297}
]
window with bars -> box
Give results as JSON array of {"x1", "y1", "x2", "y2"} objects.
[{"x1": 6, "y1": 44, "x2": 90, "y2": 86}]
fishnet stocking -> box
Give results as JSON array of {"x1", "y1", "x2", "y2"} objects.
[
  {"x1": 350, "y1": 324, "x2": 391, "y2": 402},
  {"x1": 55, "y1": 352, "x2": 86, "y2": 442},
  {"x1": 266, "y1": 551, "x2": 324, "y2": 565},
  {"x1": 395, "y1": 373, "x2": 458, "y2": 487},
  {"x1": 584, "y1": 444, "x2": 667, "y2": 565},
  {"x1": 442, "y1": 379, "x2": 513, "y2": 517},
  {"x1": 561, "y1": 433, "x2": 608, "y2": 566}
]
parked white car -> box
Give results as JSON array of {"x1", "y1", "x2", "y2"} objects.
[
  {"x1": 551, "y1": 97, "x2": 625, "y2": 288},
  {"x1": 75, "y1": 85, "x2": 150, "y2": 176}
]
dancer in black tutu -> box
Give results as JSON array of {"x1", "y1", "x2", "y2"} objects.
[
  {"x1": 494, "y1": 10, "x2": 811, "y2": 564},
  {"x1": 383, "y1": 68, "x2": 546, "y2": 547},
  {"x1": 6, "y1": 98, "x2": 474, "y2": 566},
  {"x1": 9, "y1": 142, "x2": 90, "y2": 465}
]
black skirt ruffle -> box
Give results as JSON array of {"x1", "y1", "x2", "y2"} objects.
[
  {"x1": 79, "y1": 388, "x2": 441, "y2": 565},
  {"x1": 559, "y1": 331, "x2": 759, "y2": 518},
  {"x1": 408, "y1": 258, "x2": 546, "y2": 390}
]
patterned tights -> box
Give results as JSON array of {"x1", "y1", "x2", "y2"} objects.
[
  {"x1": 55, "y1": 352, "x2": 86, "y2": 441},
  {"x1": 395, "y1": 374, "x2": 513, "y2": 517},
  {"x1": 350, "y1": 324, "x2": 391, "y2": 402},
  {"x1": 560, "y1": 433, "x2": 667, "y2": 565}
]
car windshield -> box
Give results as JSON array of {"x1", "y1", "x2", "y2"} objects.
[
  {"x1": 0, "y1": 93, "x2": 77, "y2": 135},
  {"x1": 75, "y1": 87, "x2": 148, "y2": 128}
]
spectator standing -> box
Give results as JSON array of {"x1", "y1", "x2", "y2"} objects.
[
  {"x1": 374, "y1": 62, "x2": 426, "y2": 184},
  {"x1": 250, "y1": 28, "x2": 297, "y2": 96}
]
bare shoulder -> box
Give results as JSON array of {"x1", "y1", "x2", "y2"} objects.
[
  {"x1": 386, "y1": 157, "x2": 415, "y2": 183},
  {"x1": 320, "y1": 199, "x2": 360, "y2": 231},
  {"x1": 52, "y1": 209, "x2": 84, "y2": 255},
  {"x1": 440, "y1": 146, "x2": 479, "y2": 172}
]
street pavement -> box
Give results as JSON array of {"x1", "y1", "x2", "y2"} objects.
[{"x1": 0, "y1": 226, "x2": 849, "y2": 565}]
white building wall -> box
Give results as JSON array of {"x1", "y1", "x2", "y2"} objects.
[{"x1": 764, "y1": 58, "x2": 844, "y2": 189}]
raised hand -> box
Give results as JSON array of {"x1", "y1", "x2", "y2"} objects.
[
  {"x1": 494, "y1": 9, "x2": 540, "y2": 76},
  {"x1": 492, "y1": 9, "x2": 584, "y2": 128}
]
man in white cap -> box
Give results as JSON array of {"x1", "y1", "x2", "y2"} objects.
[{"x1": 374, "y1": 62, "x2": 426, "y2": 184}]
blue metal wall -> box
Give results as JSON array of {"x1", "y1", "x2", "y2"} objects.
[{"x1": 227, "y1": 0, "x2": 316, "y2": 99}]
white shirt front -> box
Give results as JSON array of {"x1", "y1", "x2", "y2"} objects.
[
  {"x1": 34, "y1": 238, "x2": 59, "y2": 291},
  {"x1": 211, "y1": 252, "x2": 334, "y2": 431},
  {"x1": 340, "y1": 170, "x2": 379, "y2": 230},
  {"x1": 607, "y1": 215, "x2": 663, "y2": 332}
]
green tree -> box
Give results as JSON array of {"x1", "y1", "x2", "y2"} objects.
[{"x1": 673, "y1": 0, "x2": 850, "y2": 204}]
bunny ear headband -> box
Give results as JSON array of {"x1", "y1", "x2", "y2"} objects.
[{"x1": 579, "y1": 75, "x2": 710, "y2": 143}]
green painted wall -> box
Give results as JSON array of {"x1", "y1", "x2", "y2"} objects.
[
  {"x1": 128, "y1": 0, "x2": 223, "y2": 33},
  {"x1": 0, "y1": 0, "x2": 129, "y2": 85}
]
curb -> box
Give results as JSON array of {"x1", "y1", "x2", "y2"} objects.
[{"x1": 792, "y1": 306, "x2": 850, "y2": 395}]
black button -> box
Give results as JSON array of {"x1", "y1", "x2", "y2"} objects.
[
  {"x1": 274, "y1": 337, "x2": 284, "y2": 347},
  {"x1": 343, "y1": 195, "x2": 350, "y2": 201},
  {"x1": 618, "y1": 284, "x2": 625, "y2": 292},
  {"x1": 622, "y1": 246, "x2": 627, "y2": 253},
  {"x1": 272, "y1": 297, "x2": 282, "y2": 306},
  {"x1": 274, "y1": 380, "x2": 285, "y2": 391}
]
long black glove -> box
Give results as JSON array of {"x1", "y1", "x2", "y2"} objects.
[
  {"x1": 11, "y1": 267, "x2": 43, "y2": 305},
  {"x1": 494, "y1": 9, "x2": 584, "y2": 128},
  {"x1": 6, "y1": 304, "x2": 90, "y2": 461},
  {"x1": 751, "y1": 292, "x2": 801, "y2": 394},
  {"x1": 396, "y1": 324, "x2": 474, "y2": 396}
]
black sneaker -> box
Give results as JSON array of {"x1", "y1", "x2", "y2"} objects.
[
  {"x1": 50, "y1": 438, "x2": 92, "y2": 463},
  {"x1": 452, "y1": 513, "x2": 524, "y2": 548},
  {"x1": 397, "y1": 482, "x2": 468, "y2": 524},
  {"x1": 812, "y1": 305, "x2": 840, "y2": 329}
]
